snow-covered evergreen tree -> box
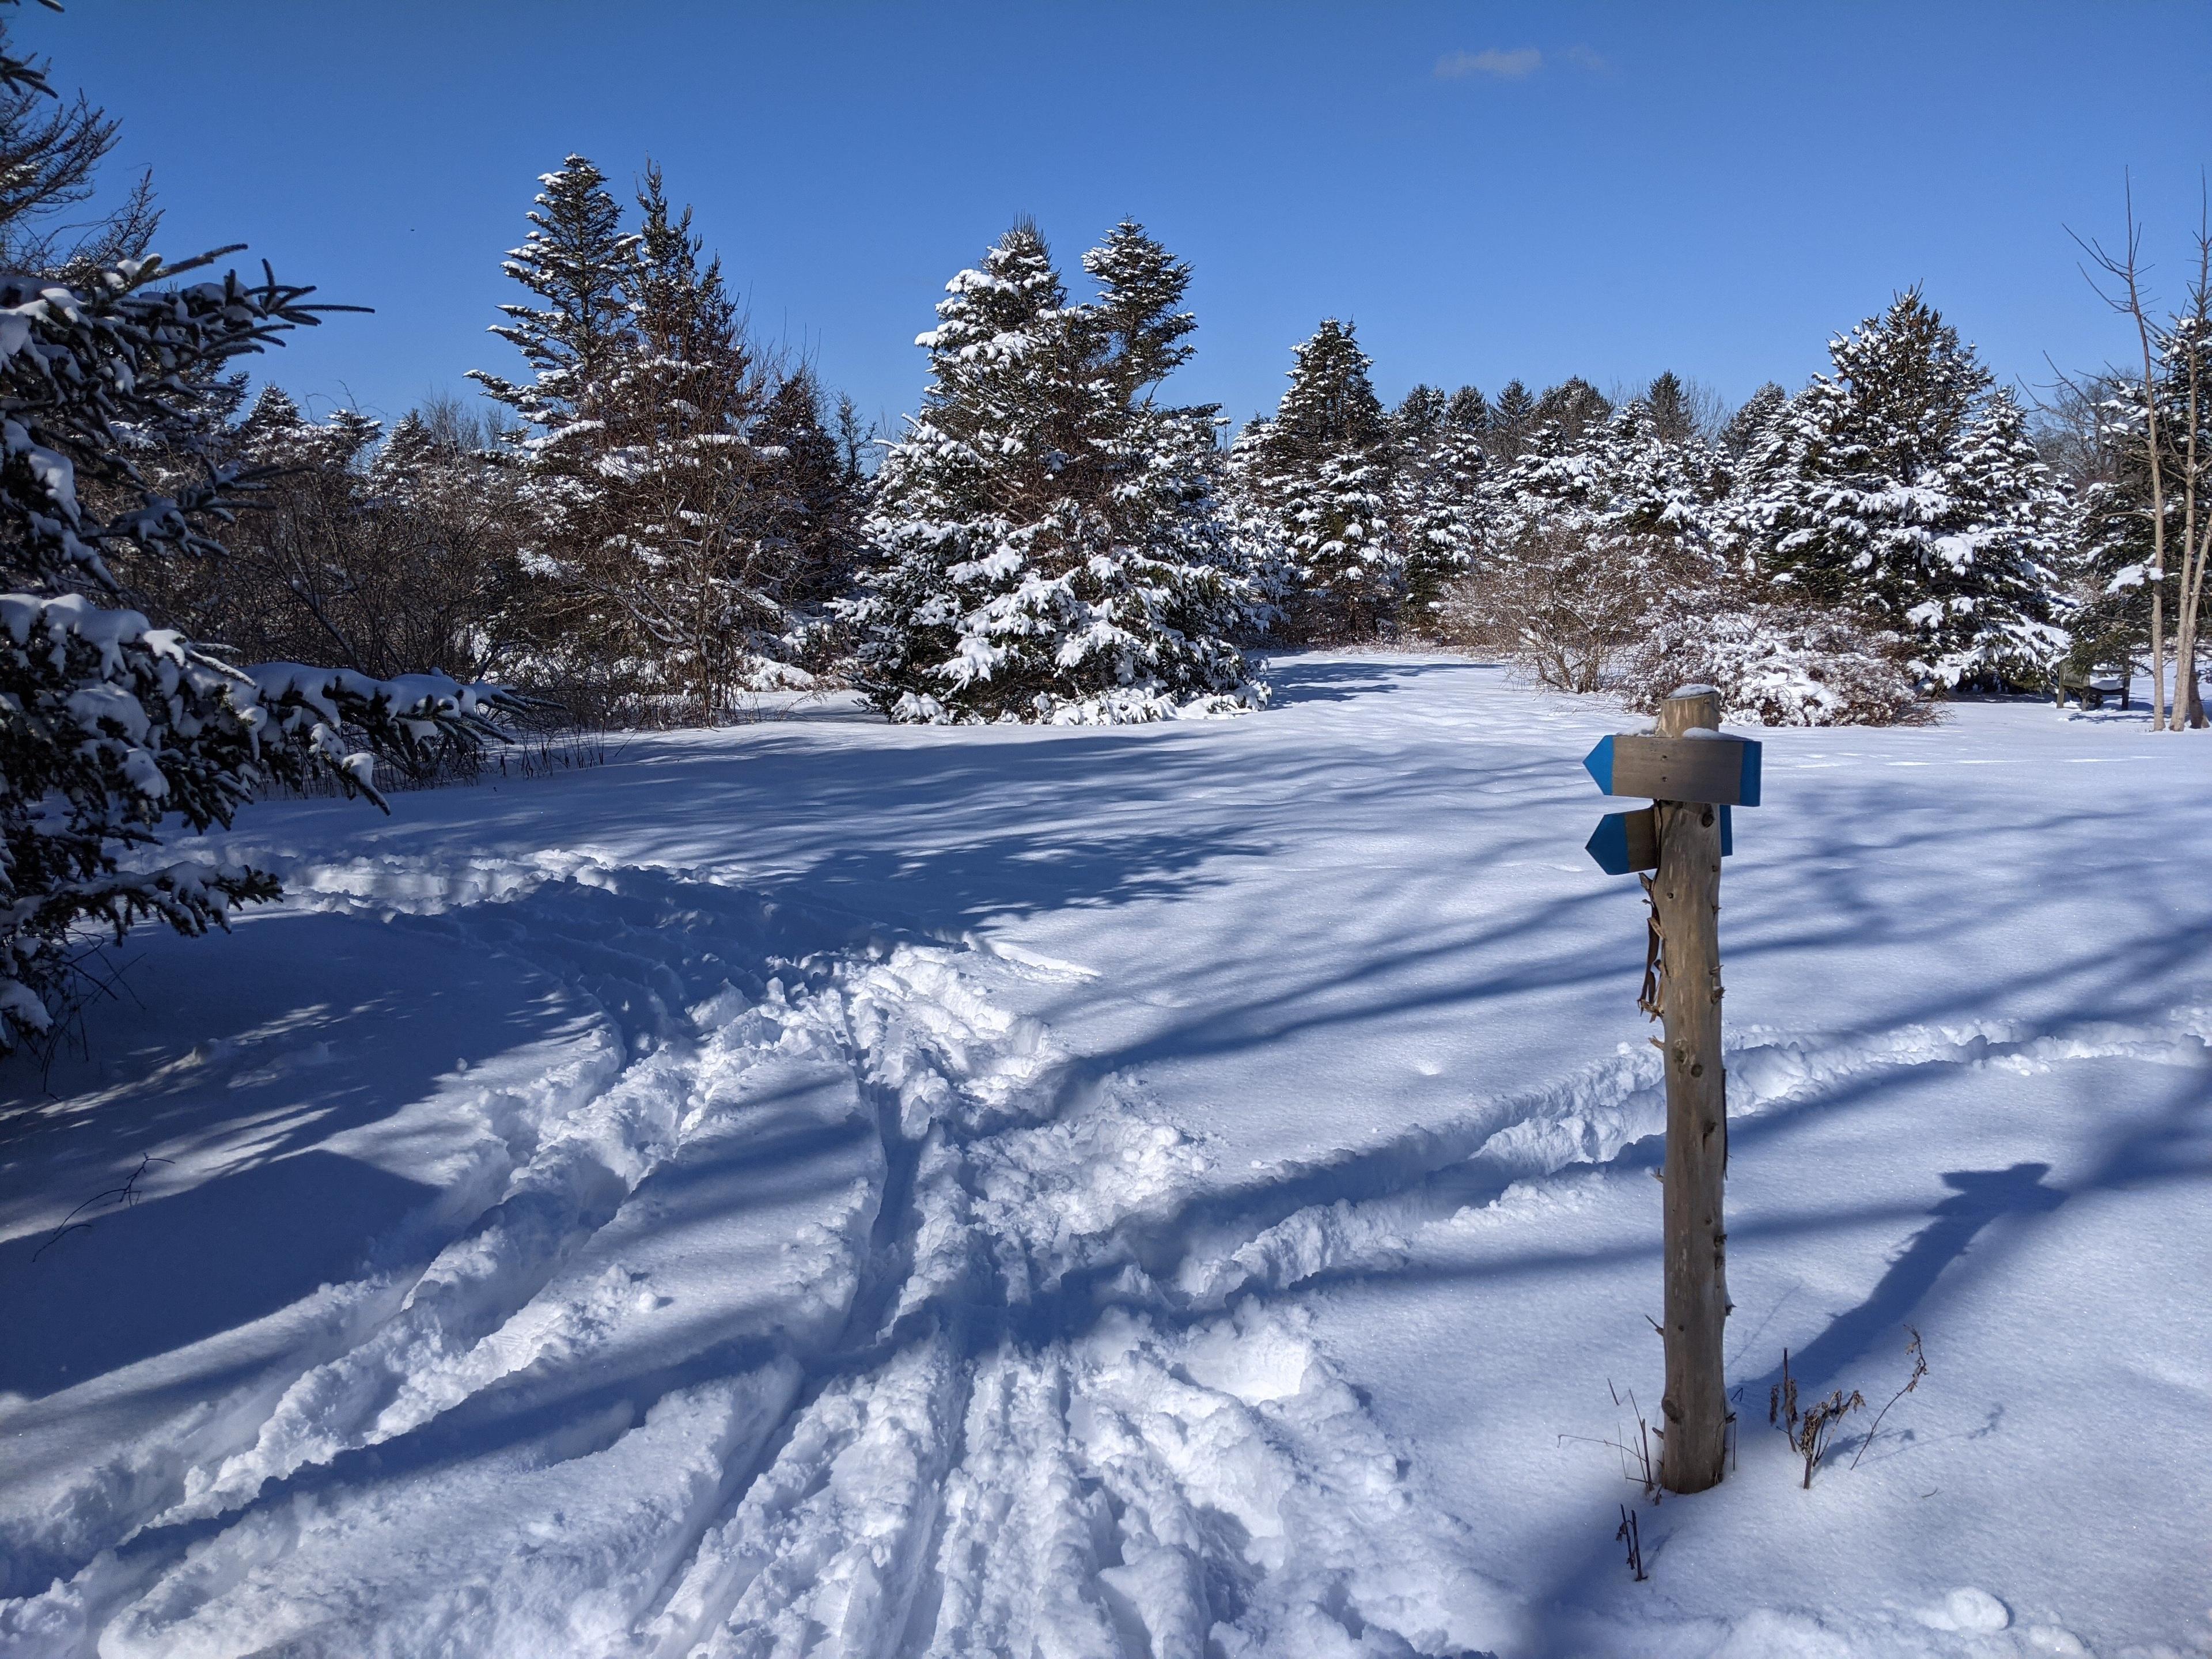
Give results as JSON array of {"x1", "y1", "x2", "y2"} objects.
[
  {"x1": 1719, "y1": 382, "x2": 1789, "y2": 459},
  {"x1": 1734, "y1": 291, "x2": 2069, "y2": 687},
  {"x1": 1646, "y1": 372, "x2": 1696, "y2": 444},
  {"x1": 756, "y1": 367, "x2": 865, "y2": 612},
  {"x1": 474, "y1": 160, "x2": 860, "y2": 715},
  {"x1": 1533, "y1": 376, "x2": 1612, "y2": 443},
  {"x1": 1391, "y1": 399, "x2": 1485, "y2": 619},
  {"x1": 1393, "y1": 384, "x2": 1448, "y2": 444},
  {"x1": 1237, "y1": 319, "x2": 1402, "y2": 639},
  {"x1": 0, "y1": 10, "x2": 523, "y2": 1050},
  {"x1": 1486, "y1": 378, "x2": 1539, "y2": 460},
  {"x1": 2070, "y1": 379, "x2": 2177, "y2": 684},
  {"x1": 468, "y1": 154, "x2": 635, "y2": 437},
  {"x1": 848, "y1": 221, "x2": 1258, "y2": 723},
  {"x1": 1446, "y1": 384, "x2": 1490, "y2": 434}
]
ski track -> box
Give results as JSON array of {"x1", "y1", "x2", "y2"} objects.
[{"x1": 3, "y1": 849, "x2": 2206, "y2": 1658}]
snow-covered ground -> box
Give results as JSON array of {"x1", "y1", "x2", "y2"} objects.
[{"x1": 2, "y1": 654, "x2": 2206, "y2": 1659}]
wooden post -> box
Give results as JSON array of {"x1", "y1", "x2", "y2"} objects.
[{"x1": 1652, "y1": 687, "x2": 1730, "y2": 1494}]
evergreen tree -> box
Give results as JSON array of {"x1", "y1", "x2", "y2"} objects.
[
  {"x1": 1240, "y1": 318, "x2": 1402, "y2": 639},
  {"x1": 2069, "y1": 370, "x2": 2190, "y2": 691},
  {"x1": 1391, "y1": 388, "x2": 1487, "y2": 619},
  {"x1": 849, "y1": 221, "x2": 1257, "y2": 723},
  {"x1": 1393, "y1": 384, "x2": 1448, "y2": 444},
  {"x1": 468, "y1": 154, "x2": 636, "y2": 435},
  {"x1": 1534, "y1": 376, "x2": 1612, "y2": 442},
  {"x1": 580, "y1": 162, "x2": 797, "y2": 711},
  {"x1": 1081, "y1": 217, "x2": 1199, "y2": 393},
  {"x1": 1719, "y1": 382, "x2": 1789, "y2": 459},
  {"x1": 1647, "y1": 372, "x2": 1696, "y2": 444},
  {"x1": 0, "y1": 11, "x2": 522, "y2": 1051},
  {"x1": 474, "y1": 160, "x2": 859, "y2": 714},
  {"x1": 1446, "y1": 384, "x2": 1490, "y2": 432},
  {"x1": 1486, "y1": 378, "x2": 1539, "y2": 460},
  {"x1": 1734, "y1": 291, "x2": 2068, "y2": 686},
  {"x1": 758, "y1": 368, "x2": 863, "y2": 609}
]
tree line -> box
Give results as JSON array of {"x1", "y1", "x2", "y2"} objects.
[{"x1": 148, "y1": 151, "x2": 2203, "y2": 733}]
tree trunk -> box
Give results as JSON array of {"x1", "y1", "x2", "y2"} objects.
[
  {"x1": 2153, "y1": 590, "x2": 2168, "y2": 730},
  {"x1": 1653, "y1": 687, "x2": 1730, "y2": 1494}
]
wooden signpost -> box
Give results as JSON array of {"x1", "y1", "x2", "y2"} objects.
[{"x1": 1584, "y1": 687, "x2": 1763, "y2": 1495}]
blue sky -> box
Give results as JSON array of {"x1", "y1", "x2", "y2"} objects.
[{"x1": 21, "y1": 2, "x2": 2212, "y2": 437}]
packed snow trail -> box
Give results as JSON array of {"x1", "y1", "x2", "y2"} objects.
[
  {"x1": 3, "y1": 658, "x2": 2209, "y2": 1657},
  {"x1": 0, "y1": 861, "x2": 1522, "y2": 1657}
]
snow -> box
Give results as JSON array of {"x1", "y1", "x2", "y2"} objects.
[{"x1": 2, "y1": 654, "x2": 2207, "y2": 1658}]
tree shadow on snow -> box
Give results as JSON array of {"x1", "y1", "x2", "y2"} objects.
[
  {"x1": 0, "y1": 910, "x2": 594, "y2": 1403},
  {"x1": 1259, "y1": 654, "x2": 1492, "y2": 707}
]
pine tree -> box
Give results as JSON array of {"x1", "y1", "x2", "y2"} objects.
[
  {"x1": 1239, "y1": 318, "x2": 1402, "y2": 639},
  {"x1": 1446, "y1": 384, "x2": 1490, "y2": 432},
  {"x1": 2070, "y1": 372, "x2": 2187, "y2": 692},
  {"x1": 849, "y1": 221, "x2": 1257, "y2": 723},
  {"x1": 1734, "y1": 290, "x2": 2068, "y2": 686},
  {"x1": 1439, "y1": 401, "x2": 1729, "y2": 694},
  {"x1": 0, "y1": 12, "x2": 522, "y2": 1051},
  {"x1": 1719, "y1": 382, "x2": 1789, "y2": 459},
  {"x1": 1393, "y1": 384, "x2": 1448, "y2": 444},
  {"x1": 758, "y1": 370, "x2": 862, "y2": 601},
  {"x1": 1486, "y1": 378, "x2": 1539, "y2": 460},
  {"x1": 1391, "y1": 393, "x2": 1486, "y2": 620},
  {"x1": 583, "y1": 162, "x2": 796, "y2": 712},
  {"x1": 473, "y1": 160, "x2": 852, "y2": 714},
  {"x1": 1534, "y1": 376, "x2": 1612, "y2": 443},
  {"x1": 468, "y1": 154, "x2": 635, "y2": 435},
  {"x1": 1647, "y1": 372, "x2": 1695, "y2": 444}
]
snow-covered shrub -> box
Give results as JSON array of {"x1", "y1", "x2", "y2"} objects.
[
  {"x1": 1619, "y1": 590, "x2": 1929, "y2": 727},
  {"x1": 1430, "y1": 524, "x2": 1683, "y2": 693}
]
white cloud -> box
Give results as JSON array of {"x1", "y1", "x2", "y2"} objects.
[
  {"x1": 1565, "y1": 44, "x2": 1612, "y2": 73},
  {"x1": 1434, "y1": 46, "x2": 1543, "y2": 81}
]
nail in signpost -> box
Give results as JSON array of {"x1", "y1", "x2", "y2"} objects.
[{"x1": 1583, "y1": 687, "x2": 1763, "y2": 1495}]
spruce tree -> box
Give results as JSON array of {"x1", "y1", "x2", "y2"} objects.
[
  {"x1": 0, "y1": 10, "x2": 523, "y2": 1050},
  {"x1": 1735, "y1": 290, "x2": 2067, "y2": 686},
  {"x1": 1534, "y1": 376, "x2": 1612, "y2": 443},
  {"x1": 1446, "y1": 384, "x2": 1490, "y2": 433},
  {"x1": 849, "y1": 221, "x2": 1257, "y2": 723},
  {"x1": 587, "y1": 162, "x2": 795, "y2": 711},
  {"x1": 1719, "y1": 382, "x2": 1789, "y2": 459},
  {"x1": 1240, "y1": 318, "x2": 1402, "y2": 639},
  {"x1": 757, "y1": 367, "x2": 865, "y2": 612},
  {"x1": 474, "y1": 160, "x2": 856, "y2": 714},
  {"x1": 2070, "y1": 378, "x2": 2179, "y2": 690},
  {"x1": 1486, "y1": 378, "x2": 1539, "y2": 460},
  {"x1": 1647, "y1": 372, "x2": 1695, "y2": 444},
  {"x1": 1393, "y1": 384, "x2": 1448, "y2": 444},
  {"x1": 1392, "y1": 393, "x2": 1486, "y2": 620},
  {"x1": 468, "y1": 154, "x2": 636, "y2": 435}
]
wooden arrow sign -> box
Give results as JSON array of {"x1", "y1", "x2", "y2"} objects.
[
  {"x1": 1584, "y1": 732, "x2": 1762, "y2": 808},
  {"x1": 1585, "y1": 805, "x2": 1734, "y2": 874}
]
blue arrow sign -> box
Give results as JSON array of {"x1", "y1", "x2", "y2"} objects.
[
  {"x1": 1586, "y1": 805, "x2": 1734, "y2": 875},
  {"x1": 1584, "y1": 732, "x2": 1762, "y2": 807},
  {"x1": 1582, "y1": 734, "x2": 1616, "y2": 796}
]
